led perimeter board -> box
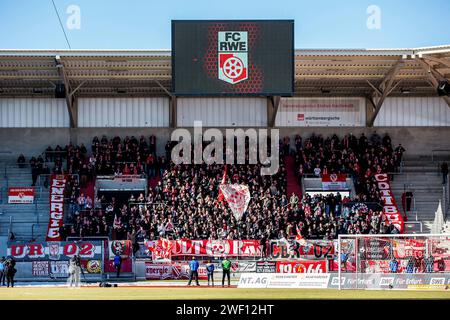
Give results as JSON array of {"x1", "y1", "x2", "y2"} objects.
[{"x1": 172, "y1": 20, "x2": 294, "y2": 96}]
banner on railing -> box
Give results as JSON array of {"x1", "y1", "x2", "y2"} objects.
[
  {"x1": 275, "y1": 260, "x2": 327, "y2": 273},
  {"x1": 7, "y1": 241, "x2": 103, "y2": 262},
  {"x1": 46, "y1": 175, "x2": 68, "y2": 241},
  {"x1": 8, "y1": 187, "x2": 34, "y2": 204},
  {"x1": 31, "y1": 259, "x2": 102, "y2": 277},
  {"x1": 145, "y1": 261, "x2": 242, "y2": 280},
  {"x1": 145, "y1": 262, "x2": 209, "y2": 280},
  {"x1": 108, "y1": 240, "x2": 132, "y2": 259},
  {"x1": 374, "y1": 173, "x2": 405, "y2": 233},
  {"x1": 321, "y1": 174, "x2": 347, "y2": 190},
  {"x1": 269, "y1": 240, "x2": 334, "y2": 260},
  {"x1": 145, "y1": 239, "x2": 261, "y2": 257}
]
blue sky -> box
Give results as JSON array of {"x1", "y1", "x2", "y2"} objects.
[{"x1": 0, "y1": 0, "x2": 449, "y2": 49}]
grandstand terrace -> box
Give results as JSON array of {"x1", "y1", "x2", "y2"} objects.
[{"x1": 1, "y1": 46, "x2": 450, "y2": 245}]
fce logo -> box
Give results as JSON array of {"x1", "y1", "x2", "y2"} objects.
[{"x1": 218, "y1": 31, "x2": 248, "y2": 84}]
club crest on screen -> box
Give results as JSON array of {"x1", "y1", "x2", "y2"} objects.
[{"x1": 218, "y1": 31, "x2": 248, "y2": 84}]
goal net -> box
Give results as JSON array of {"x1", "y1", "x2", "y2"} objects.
[{"x1": 337, "y1": 234, "x2": 450, "y2": 290}]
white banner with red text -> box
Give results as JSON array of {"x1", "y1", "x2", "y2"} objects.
[
  {"x1": 46, "y1": 175, "x2": 68, "y2": 241},
  {"x1": 321, "y1": 174, "x2": 348, "y2": 191},
  {"x1": 374, "y1": 173, "x2": 405, "y2": 233},
  {"x1": 8, "y1": 187, "x2": 34, "y2": 204}
]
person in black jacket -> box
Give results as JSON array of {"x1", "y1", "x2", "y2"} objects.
[
  {"x1": 442, "y1": 162, "x2": 448, "y2": 185},
  {"x1": 5, "y1": 257, "x2": 16, "y2": 288}
]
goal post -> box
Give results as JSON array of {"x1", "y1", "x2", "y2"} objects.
[{"x1": 337, "y1": 234, "x2": 450, "y2": 290}]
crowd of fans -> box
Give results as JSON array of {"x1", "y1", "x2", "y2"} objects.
[
  {"x1": 55, "y1": 132, "x2": 405, "y2": 244},
  {"x1": 291, "y1": 132, "x2": 405, "y2": 202}
]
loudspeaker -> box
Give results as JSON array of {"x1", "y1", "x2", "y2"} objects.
[
  {"x1": 437, "y1": 80, "x2": 450, "y2": 96},
  {"x1": 55, "y1": 83, "x2": 66, "y2": 98}
]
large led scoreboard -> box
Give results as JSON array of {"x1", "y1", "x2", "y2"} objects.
[{"x1": 172, "y1": 20, "x2": 294, "y2": 96}]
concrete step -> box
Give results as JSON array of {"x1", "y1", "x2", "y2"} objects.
[
  {"x1": 402, "y1": 160, "x2": 439, "y2": 165},
  {"x1": 391, "y1": 186, "x2": 442, "y2": 191},
  {"x1": 391, "y1": 178, "x2": 442, "y2": 185}
]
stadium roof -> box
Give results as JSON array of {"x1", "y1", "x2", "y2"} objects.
[{"x1": 0, "y1": 45, "x2": 449, "y2": 98}]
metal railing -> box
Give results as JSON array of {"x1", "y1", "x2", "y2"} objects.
[
  {"x1": 7, "y1": 216, "x2": 12, "y2": 237},
  {"x1": 31, "y1": 223, "x2": 45, "y2": 241},
  {"x1": 443, "y1": 175, "x2": 449, "y2": 220},
  {"x1": 431, "y1": 149, "x2": 450, "y2": 162}
]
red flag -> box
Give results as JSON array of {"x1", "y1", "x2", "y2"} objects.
[
  {"x1": 146, "y1": 238, "x2": 173, "y2": 260},
  {"x1": 217, "y1": 165, "x2": 227, "y2": 203}
]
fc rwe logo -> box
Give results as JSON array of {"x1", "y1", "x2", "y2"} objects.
[{"x1": 218, "y1": 31, "x2": 248, "y2": 84}]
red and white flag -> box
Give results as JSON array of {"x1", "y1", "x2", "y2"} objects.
[
  {"x1": 219, "y1": 183, "x2": 251, "y2": 221},
  {"x1": 146, "y1": 238, "x2": 173, "y2": 261},
  {"x1": 295, "y1": 225, "x2": 307, "y2": 245},
  {"x1": 217, "y1": 165, "x2": 228, "y2": 203}
]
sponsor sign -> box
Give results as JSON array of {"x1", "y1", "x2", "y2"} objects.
[
  {"x1": 238, "y1": 273, "x2": 271, "y2": 288},
  {"x1": 238, "y1": 273, "x2": 330, "y2": 289},
  {"x1": 408, "y1": 284, "x2": 448, "y2": 290},
  {"x1": 145, "y1": 263, "x2": 174, "y2": 280},
  {"x1": 266, "y1": 274, "x2": 299, "y2": 288},
  {"x1": 8, "y1": 187, "x2": 34, "y2": 204},
  {"x1": 276, "y1": 260, "x2": 327, "y2": 273},
  {"x1": 321, "y1": 174, "x2": 347, "y2": 191},
  {"x1": 278, "y1": 97, "x2": 365, "y2": 127},
  {"x1": 7, "y1": 241, "x2": 103, "y2": 262},
  {"x1": 256, "y1": 261, "x2": 276, "y2": 273},
  {"x1": 374, "y1": 173, "x2": 404, "y2": 233},
  {"x1": 269, "y1": 240, "x2": 334, "y2": 260},
  {"x1": 328, "y1": 273, "x2": 450, "y2": 289},
  {"x1": 145, "y1": 262, "x2": 209, "y2": 280},
  {"x1": 295, "y1": 273, "x2": 330, "y2": 288},
  {"x1": 46, "y1": 175, "x2": 68, "y2": 241},
  {"x1": 236, "y1": 261, "x2": 256, "y2": 272}
]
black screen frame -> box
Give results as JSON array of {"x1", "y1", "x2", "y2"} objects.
[{"x1": 171, "y1": 19, "x2": 295, "y2": 97}]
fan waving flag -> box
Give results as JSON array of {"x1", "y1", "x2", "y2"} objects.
[{"x1": 219, "y1": 183, "x2": 251, "y2": 221}]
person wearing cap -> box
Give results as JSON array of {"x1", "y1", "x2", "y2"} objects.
[
  {"x1": 0, "y1": 257, "x2": 5, "y2": 286},
  {"x1": 187, "y1": 257, "x2": 200, "y2": 286},
  {"x1": 221, "y1": 256, "x2": 231, "y2": 287}
]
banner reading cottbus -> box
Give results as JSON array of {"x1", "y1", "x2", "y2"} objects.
[{"x1": 172, "y1": 20, "x2": 294, "y2": 96}]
